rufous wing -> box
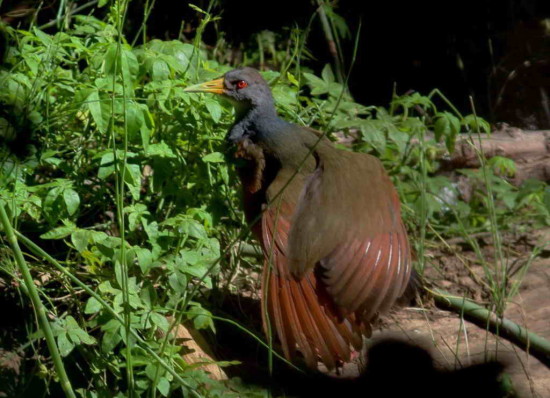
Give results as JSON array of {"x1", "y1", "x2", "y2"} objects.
[{"x1": 286, "y1": 147, "x2": 412, "y2": 323}]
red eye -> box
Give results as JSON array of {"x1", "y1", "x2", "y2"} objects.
[{"x1": 236, "y1": 80, "x2": 248, "y2": 89}]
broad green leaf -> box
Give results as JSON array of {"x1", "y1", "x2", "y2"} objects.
[
  {"x1": 286, "y1": 72, "x2": 299, "y2": 87},
  {"x1": 134, "y1": 247, "x2": 154, "y2": 274},
  {"x1": 303, "y1": 72, "x2": 328, "y2": 95},
  {"x1": 63, "y1": 188, "x2": 80, "y2": 216},
  {"x1": 72, "y1": 328, "x2": 96, "y2": 345},
  {"x1": 489, "y1": 156, "x2": 516, "y2": 177},
  {"x1": 463, "y1": 114, "x2": 491, "y2": 134},
  {"x1": 145, "y1": 142, "x2": 176, "y2": 158},
  {"x1": 40, "y1": 221, "x2": 76, "y2": 239},
  {"x1": 204, "y1": 97, "x2": 222, "y2": 123},
  {"x1": 168, "y1": 271, "x2": 187, "y2": 294},
  {"x1": 71, "y1": 229, "x2": 90, "y2": 252},
  {"x1": 84, "y1": 297, "x2": 102, "y2": 314},
  {"x1": 434, "y1": 112, "x2": 460, "y2": 142},
  {"x1": 186, "y1": 304, "x2": 214, "y2": 331},
  {"x1": 152, "y1": 60, "x2": 170, "y2": 81},
  {"x1": 124, "y1": 163, "x2": 142, "y2": 200},
  {"x1": 321, "y1": 64, "x2": 335, "y2": 83},
  {"x1": 126, "y1": 103, "x2": 144, "y2": 142},
  {"x1": 150, "y1": 312, "x2": 169, "y2": 332},
  {"x1": 157, "y1": 377, "x2": 170, "y2": 397},
  {"x1": 87, "y1": 89, "x2": 108, "y2": 134},
  {"x1": 202, "y1": 152, "x2": 224, "y2": 163},
  {"x1": 57, "y1": 333, "x2": 75, "y2": 357}
]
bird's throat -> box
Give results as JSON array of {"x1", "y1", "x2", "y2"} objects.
[{"x1": 227, "y1": 101, "x2": 280, "y2": 144}]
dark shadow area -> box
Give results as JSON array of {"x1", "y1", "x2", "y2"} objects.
[{"x1": 213, "y1": 293, "x2": 514, "y2": 398}]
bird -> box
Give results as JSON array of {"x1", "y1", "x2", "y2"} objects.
[{"x1": 184, "y1": 67, "x2": 413, "y2": 371}]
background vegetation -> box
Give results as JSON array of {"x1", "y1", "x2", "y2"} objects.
[{"x1": 0, "y1": 1, "x2": 549, "y2": 397}]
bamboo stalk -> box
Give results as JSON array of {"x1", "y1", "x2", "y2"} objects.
[
  {"x1": 432, "y1": 288, "x2": 550, "y2": 368},
  {"x1": 0, "y1": 203, "x2": 76, "y2": 398}
]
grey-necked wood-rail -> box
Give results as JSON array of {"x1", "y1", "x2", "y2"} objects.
[{"x1": 184, "y1": 67, "x2": 412, "y2": 370}]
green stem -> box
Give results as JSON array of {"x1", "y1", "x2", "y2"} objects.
[
  {"x1": 0, "y1": 204, "x2": 76, "y2": 398},
  {"x1": 39, "y1": 0, "x2": 99, "y2": 30},
  {"x1": 432, "y1": 288, "x2": 550, "y2": 368}
]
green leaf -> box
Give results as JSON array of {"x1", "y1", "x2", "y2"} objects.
[
  {"x1": 303, "y1": 72, "x2": 328, "y2": 95},
  {"x1": 168, "y1": 271, "x2": 187, "y2": 294},
  {"x1": 72, "y1": 328, "x2": 96, "y2": 345},
  {"x1": 157, "y1": 377, "x2": 170, "y2": 397},
  {"x1": 463, "y1": 114, "x2": 491, "y2": 134},
  {"x1": 145, "y1": 142, "x2": 176, "y2": 158},
  {"x1": 87, "y1": 89, "x2": 108, "y2": 134},
  {"x1": 134, "y1": 247, "x2": 154, "y2": 274},
  {"x1": 321, "y1": 64, "x2": 335, "y2": 83},
  {"x1": 84, "y1": 297, "x2": 102, "y2": 314},
  {"x1": 57, "y1": 333, "x2": 75, "y2": 357},
  {"x1": 124, "y1": 163, "x2": 142, "y2": 200},
  {"x1": 40, "y1": 221, "x2": 76, "y2": 239},
  {"x1": 434, "y1": 112, "x2": 460, "y2": 142},
  {"x1": 286, "y1": 72, "x2": 299, "y2": 87},
  {"x1": 152, "y1": 60, "x2": 170, "y2": 81},
  {"x1": 488, "y1": 156, "x2": 516, "y2": 177},
  {"x1": 187, "y1": 304, "x2": 214, "y2": 331},
  {"x1": 43, "y1": 186, "x2": 65, "y2": 223},
  {"x1": 204, "y1": 98, "x2": 222, "y2": 123},
  {"x1": 98, "y1": 153, "x2": 116, "y2": 179},
  {"x1": 102, "y1": 328, "x2": 122, "y2": 353},
  {"x1": 150, "y1": 312, "x2": 169, "y2": 332},
  {"x1": 63, "y1": 189, "x2": 80, "y2": 216},
  {"x1": 202, "y1": 152, "x2": 225, "y2": 163},
  {"x1": 126, "y1": 103, "x2": 144, "y2": 142},
  {"x1": 71, "y1": 229, "x2": 90, "y2": 252}
]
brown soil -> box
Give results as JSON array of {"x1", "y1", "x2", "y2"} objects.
[{"x1": 373, "y1": 229, "x2": 550, "y2": 397}]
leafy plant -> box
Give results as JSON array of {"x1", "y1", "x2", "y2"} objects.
[{"x1": 0, "y1": 2, "x2": 548, "y2": 397}]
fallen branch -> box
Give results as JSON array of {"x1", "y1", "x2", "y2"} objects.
[
  {"x1": 334, "y1": 126, "x2": 550, "y2": 184},
  {"x1": 444, "y1": 126, "x2": 550, "y2": 184},
  {"x1": 157, "y1": 317, "x2": 227, "y2": 381},
  {"x1": 431, "y1": 288, "x2": 550, "y2": 368}
]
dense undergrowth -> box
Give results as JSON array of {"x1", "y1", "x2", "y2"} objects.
[{"x1": 0, "y1": 3, "x2": 549, "y2": 397}]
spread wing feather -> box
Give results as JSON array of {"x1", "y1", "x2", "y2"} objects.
[{"x1": 260, "y1": 201, "x2": 362, "y2": 369}]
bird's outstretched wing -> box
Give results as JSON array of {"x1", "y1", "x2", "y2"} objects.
[
  {"x1": 259, "y1": 144, "x2": 411, "y2": 370},
  {"x1": 260, "y1": 178, "x2": 365, "y2": 370},
  {"x1": 287, "y1": 147, "x2": 412, "y2": 320}
]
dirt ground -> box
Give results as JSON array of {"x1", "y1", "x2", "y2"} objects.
[{"x1": 372, "y1": 230, "x2": 550, "y2": 397}]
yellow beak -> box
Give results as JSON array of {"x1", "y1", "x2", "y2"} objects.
[{"x1": 183, "y1": 77, "x2": 225, "y2": 94}]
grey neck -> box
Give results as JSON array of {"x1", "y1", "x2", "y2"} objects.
[{"x1": 227, "y1": 100, "x2": 285, "y2": 144}]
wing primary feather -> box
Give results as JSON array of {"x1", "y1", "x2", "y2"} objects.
[
  {"x1": 303, "y1": 274, "x2": 351, "y2": 363},
  {"x1": 345, "y1": 234, "x2": 389, "y2": 314},
  {"x1": 279, "y1": 275, "x2": 317, "y2": 368},
  {"x1": 289, "y1": 279, "x2": 336, "y2": 369},
  {"x1": 264, "y1": 263, "x2": 291, "y2": 360},
  {"x1": 361, "y1": 233, "x2": 398, "y2": 319},
  {"x1": 325, "y1": 239, "x2": 371, "y2": 298}
]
